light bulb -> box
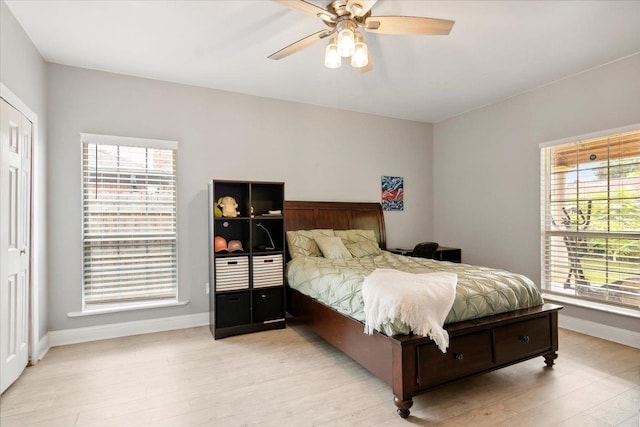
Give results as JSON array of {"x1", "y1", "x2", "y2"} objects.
[
  {"x1": 351, "y1": 39, "x2": 368, "y2": 68},
  {"x1": 324, "y1": 39, "x2": 341, "y2": 68},
  {"x1": 337, "y1": 28, "x2": 355, "y2": 57}
]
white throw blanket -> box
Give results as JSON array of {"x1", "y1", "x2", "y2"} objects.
[{"x1": 362, "y1": 269, "x2": 458, "y2": 353}]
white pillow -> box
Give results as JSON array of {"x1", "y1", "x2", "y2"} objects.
[{"x1": 314, "y1": 236, "x2": 353, "y2": 260}]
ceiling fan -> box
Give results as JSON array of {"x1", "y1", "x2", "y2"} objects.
[{"x1": 268, "y1": 0, "x2": 455, "y2": 69}]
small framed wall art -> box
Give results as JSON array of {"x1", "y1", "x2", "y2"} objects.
[{"x1": 381, "y1": 176, "x2": 404, "y2": 211}]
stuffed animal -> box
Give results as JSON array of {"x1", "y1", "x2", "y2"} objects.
[{"x1": 218, "y1": 196, "x2": 239, "y2": 218}]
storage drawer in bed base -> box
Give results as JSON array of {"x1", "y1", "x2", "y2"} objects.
[{"x1": 417, "y1": 330, "x2": 493, "y2": 387}]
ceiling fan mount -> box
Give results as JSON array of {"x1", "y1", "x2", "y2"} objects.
[
  {"x1": 268, "y1": 0, "x2": 455, "y2": 68},
  {"x1": 321, "y1": 1, "x2": 370, "y2": 22}
]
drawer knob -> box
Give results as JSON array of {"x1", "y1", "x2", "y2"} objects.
[
  {"x1": 454, "y1": 353, "x2": 464, "y2": 361},
  {"x1": 520, "y1": 335, "x2": 530, "y2": 343}
]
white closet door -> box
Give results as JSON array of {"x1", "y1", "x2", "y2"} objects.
[{"x1": 1, "y1": 98, "x2": 31, "y2": 394}]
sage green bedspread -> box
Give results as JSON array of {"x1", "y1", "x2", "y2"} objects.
[{"x1": 286, "y1": 252, "x2": 544, "y2": 336}]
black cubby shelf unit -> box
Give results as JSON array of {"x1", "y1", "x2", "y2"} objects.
[{"x1": 208, "y1": 180, "x2": 286, "y2": 339}]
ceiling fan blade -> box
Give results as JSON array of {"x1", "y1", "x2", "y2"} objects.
[
  {"x1": 273, "y1": 0, "x2": 337, "y2": 21},
  {"x1": 347, "y1": 0, "x2": 377, "y2": 17},
  {"x1": 268, "y1": 29, "x2": 335, "y2": 60},
  {"x1": 364, "y1": 16, "x2": 455, "y2": 35}
]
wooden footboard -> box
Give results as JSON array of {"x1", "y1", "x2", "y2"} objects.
[
  {"x1": 287, "y1": 286, "x2": 562, "y2": 418},
  {"x1": 390, "y1": 302, "x2": 562, "y2": 417}
]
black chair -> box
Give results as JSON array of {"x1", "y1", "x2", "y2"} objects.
[{"x1": 411, "y1": 242, "x2": 439, "y2": 259}]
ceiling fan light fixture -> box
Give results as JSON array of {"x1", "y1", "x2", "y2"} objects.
[
  {"x1": 324, "y1": 38, "x2": 341, "y2": 68},
  {"x1": 351, "y1": 36, "x2": 368, "y2": 68},
  {"x1": 337, "y1": 23, "x2": 356, "y2": 57}
]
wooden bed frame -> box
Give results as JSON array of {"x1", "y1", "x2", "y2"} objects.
[{"x1": 284, "y1": 200, "x2": 562, "y2": 418}]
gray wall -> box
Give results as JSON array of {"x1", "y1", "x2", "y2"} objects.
[
  {"x1": 46, "y1": 63, "x2": 433, "y2": 331},
  {"x1": 433, "y1": 53, "x2": 640, "y2": 333},
  {"x1": 0, "y1": 0, "x2": 48, "y2": 340}
]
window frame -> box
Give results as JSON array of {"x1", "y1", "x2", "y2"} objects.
[
  {"x1": 79, "y1": 133, "x2": 180, "y2": 313},
  {"x1": 540, "y1": 123, "x2": 640, "y2": 318}
]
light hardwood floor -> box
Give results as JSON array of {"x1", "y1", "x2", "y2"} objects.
[{"x1": 1, "y1": 321, "x2": 638, "y2": 426}]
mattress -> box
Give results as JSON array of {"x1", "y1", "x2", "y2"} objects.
[{"x1": 286, "y1": 251, "x2": 544, "y2": 336}]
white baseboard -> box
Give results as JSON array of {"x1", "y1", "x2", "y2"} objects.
[
  {"x1": 30, "y1": 333, "x2": 51, "y2": 365},
  {"x1": 559, "y1": 312, "x2": 640, "y2": 349},
  {"x1": 37, "y1": 334, "x2": 50, "y2": 361},
  {"x1": 48, "y1": 312, "x2": 209, "y2": 348}
]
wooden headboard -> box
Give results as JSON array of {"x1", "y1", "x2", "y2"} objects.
[{"x1": 284, "y1": 200, "x2": 387, "y2": 250}]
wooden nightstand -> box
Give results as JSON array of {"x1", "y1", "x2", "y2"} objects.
[
  {"x1": 435, "y1": 247, "x2": 462, "y2": 263},
  {"x1": 389, "y1": 246, "x2": 462, "y2": 263}
]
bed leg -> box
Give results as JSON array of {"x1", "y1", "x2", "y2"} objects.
[
  {"x1": 394, "y1": 396, "x2": 413, "y2": 418},
  {"x1": 544, "y1": 351, "x2": 558, "y2": 367}
]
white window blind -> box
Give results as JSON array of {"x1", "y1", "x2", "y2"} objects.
[
  {"x1": 82, "y1": 134, "x2": 178, "y2": 306},
  {"x1": 541, "y1": 128, "x2": 640, "y2": 311}
]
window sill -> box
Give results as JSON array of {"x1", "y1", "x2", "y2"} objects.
[
  {"x1": 541, "y1": 292, "x2": 640, "y2": 320},
  {"x1": 67, "y1": 300, "x2": 189, "y2": 317}
]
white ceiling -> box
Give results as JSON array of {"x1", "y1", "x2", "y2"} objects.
[{"x1": 6, "y1": 0, "x2": 640, "y2": 123}]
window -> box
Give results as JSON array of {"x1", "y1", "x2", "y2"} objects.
[
  {"x1": 81, "y1": 134, "x2": 178, "y2": 308},
  {"x1": 541, "y1": 126, "x2": 640, "y2": 312}
]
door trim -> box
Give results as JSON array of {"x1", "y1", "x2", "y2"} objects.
[{"x1": 1, "y1": 82, "x2": 41, "y2": 364}]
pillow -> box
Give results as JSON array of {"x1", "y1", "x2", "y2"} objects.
[
  {"x1": 286, "y1": 229, "x2": 335, "y2": 258},
  {"x1": 334, "y1": 229, "x2": 382, "y2": 258},
  {"x1": 314, "y1": 236, "x2": 353, "y2": 260}
]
